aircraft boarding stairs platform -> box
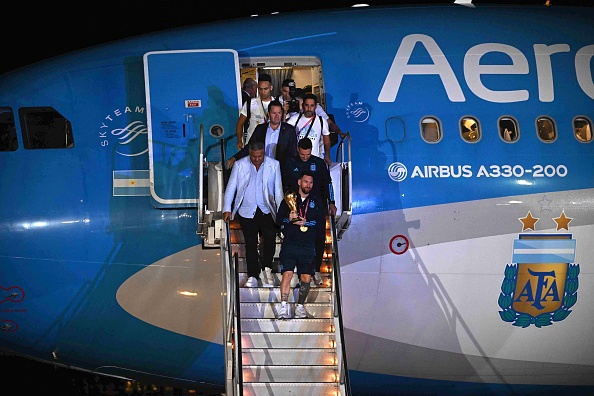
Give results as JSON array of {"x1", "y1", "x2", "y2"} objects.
[{"x1": 197, "y1": 134, "x2": 353, "y2": 396}]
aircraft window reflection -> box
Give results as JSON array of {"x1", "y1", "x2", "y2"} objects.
[
  {"x1": 460, "y1": 117, "x2": 480, "y2": 142},
  {"x1": 421, "y1": 117, "x2": 441, "y2": 143},
  {"x1": 0, "y1": 107, "x2": 18, "y2": 151},
  {"x1": 18, "y1": 107, "x2": 74, "y2": 149},
  {"x1": 574, "y1": 117, "x2": 592, "y2": 143},
  {"x1": 536, "y1": 116, "x2": 556, "y2": 142},
  {"x1": 499, "y1": 116, "x2": 518, "y2": 143}
]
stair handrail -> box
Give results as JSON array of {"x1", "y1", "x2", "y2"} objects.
[
  {"x1": 222, "y1": 220, "x2": 234, "y2": 394},
  {"x1": 330, "y1": 214, "x2": 352, "y2": 395},
  {"x1": 218, "y1": 134, "x2": 243, "y2": 396},
  {"x1": 333, "y1": 131, "x2": 351, "y2": 164},
  {"x1": 233, "y1": 243, "x2": 243, "y2": 396}
]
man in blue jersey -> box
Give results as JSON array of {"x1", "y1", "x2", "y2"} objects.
[
  {"x1": 276, "y1": 170, "x2": 325, "y2": 319},
  {"x1": 282, "y1": 138, "x2": 337, "y2": 286}
]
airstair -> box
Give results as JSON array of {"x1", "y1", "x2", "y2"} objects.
[{"x1": 199, "y1": 134, "x2": 352, "y2": 395}]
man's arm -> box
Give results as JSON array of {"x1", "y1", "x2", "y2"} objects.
[
  {"x1": 319, "y1": 158, "x2": 337, "y2": 216},
  {"x1": 222, "y1": 161, "x2": 240, "y2": 221},
  {"x1": 273, "y1": 161, "x2": 284, "y2": 212},
  {"x1": 328, "y1": 117, "x2": 346, "y2": 138},
  {"x1": 322, "y1": 134, "x2": 332, "y2": 166},
  {"x1": 235, "y1": 114, "x2": 247, "y2": 150}
]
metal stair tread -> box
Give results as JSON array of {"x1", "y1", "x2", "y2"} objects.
[
  {"x1": 240, "y1": 302, "x2": 332, "y2": 306},
  {"x1": 238, "y1": 286, "x2": 332, "y2": 290},
  {"x1": 242, "y1": 332, "x2": 334, "y2": 335},
  {"x1": 243, "y1": 365, "x2": 337, "y2": 368},
  {"x1": 241, "y1": 318, "x2": 332, "y2": 322},
  {"x1": 241, "y1": 348, "x2": 335, "y2": 351}
]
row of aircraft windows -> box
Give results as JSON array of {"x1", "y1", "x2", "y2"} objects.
[
  {"x1": 421, "y1": 115, "x2": 592, "y2": 144},
  {"x1": 1, "y1": 106, "x2": 592, "y2": 152}
]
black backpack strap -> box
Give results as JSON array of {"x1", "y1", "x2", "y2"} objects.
[{"x1": 243, "y1": 100, "x2": 251, "y2": 140}]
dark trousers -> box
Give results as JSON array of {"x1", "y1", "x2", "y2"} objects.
[{"x1": 238, "y1": 208, "x2": 277, "y2": 278}]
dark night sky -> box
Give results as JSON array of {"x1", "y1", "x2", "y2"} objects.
[{"x1": 2, "y1": 0, "x2": 583, "y2": 75}]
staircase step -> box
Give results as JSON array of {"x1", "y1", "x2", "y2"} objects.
[
  {"x1": 242, "y1": 332, "x2": 335, "y2": 349},
  {"x1": 240, "y1": 287, "x2": 331, "y2": 303},
  {"x1": 240, "y1": 302, "x2": 332, "y2": 319},
  {"x1": 242, "y1": 365, "x2": 338, "y2": 383},
  {"x1": 243, "y1": 382, "x2": 340, "y2": 396},
  {"x1": 240, "y1": 318, "x2": 333, "y2": 333},
  {"x1": 242, "y1": 348, "x2": 336, "y2": 365},
  {"x1": 237, "y1": 272, "x2": 331, "y2": 288}
]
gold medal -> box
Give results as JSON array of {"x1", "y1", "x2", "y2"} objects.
[{"x1": 300, "y1": 226, "x2": 308, "y2": 232}]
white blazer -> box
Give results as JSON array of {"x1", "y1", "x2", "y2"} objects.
[{"x1": 223, "y1": 155, "x2": 283, "y2": 221}]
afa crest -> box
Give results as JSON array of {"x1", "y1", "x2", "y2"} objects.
[{"x1": 498, "y1": 209, "x2": 580, "y2": 328}]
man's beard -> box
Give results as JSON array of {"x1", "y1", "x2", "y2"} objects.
[
  {"x1": 304, "y1": 110, "x2": 314, "y2": 117},
  {"x1": 301, "y1": 186, "x2": 311, "y2": 194}
]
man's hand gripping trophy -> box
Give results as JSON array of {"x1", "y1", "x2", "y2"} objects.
[{"x1": 285, "y1": 191, "x2": 308, "y2": 232}]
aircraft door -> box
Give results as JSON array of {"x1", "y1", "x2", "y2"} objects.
[{"x1": 143, "y1": 49, "x2": 241, "y2": 208}]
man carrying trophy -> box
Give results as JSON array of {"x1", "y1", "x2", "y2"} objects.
[
  {"x1": 275, "y1": 170, "x2": 325, "y2": 319},
  {"x1": 282, "y1": 138, "x2": 337, "y2": 287}
]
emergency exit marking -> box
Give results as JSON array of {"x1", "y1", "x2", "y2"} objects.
[{"x1": 185, "y1": 100, "x2": 202, "y2": 108}]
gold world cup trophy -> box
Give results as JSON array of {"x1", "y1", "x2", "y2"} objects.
[
  {"x1": 285, "y1": 191, "x2": 308, "y2": 232},
  {"x1": 284, "y1": 191, "x2": 300, "y2": 222}
]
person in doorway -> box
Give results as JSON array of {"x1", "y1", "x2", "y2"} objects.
[
  {"x1": 235, "y1": 74, "x2": 275, "y2": 150},
  {"x1": 223, "y1": 141, "x2": 283, "y2": 288},
  {"x1": 227, "y1": 100, "x2": 297, "y2": 172},
  {"x1": 302, "y1": 85, "x2": 347, "y2": 144},
  {"x1": 276, "y1": 170, "x2": 325, "y2": 319},
  {"x1": 241, "y1": 77, "x2": 258, "y2": 105},
  {"x1": 287, "y1": 93, "x2": 332, "y2": 166}
]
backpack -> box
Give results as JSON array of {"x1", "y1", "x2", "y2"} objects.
[{"x1": 243, "y1": 99, "x2": 251, "y2": 138}]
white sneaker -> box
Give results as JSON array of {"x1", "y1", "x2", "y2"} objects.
[
  {"x1": 244, "y1": 276, "x2": 258, "y2": 288},
  {"x1": 294, "y1": 304, "x2": 308, "y2": 319},
  {"x1": 278, "y1": 303, "x2": 290, "y2": 319},
  {"x1": 262, "y1": 267, "x2": 274, "y2": 287},
  {"x1": 313, "y1": 271, "x2": 324, "y2": 286}
]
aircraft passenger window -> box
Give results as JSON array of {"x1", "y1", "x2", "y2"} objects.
[
  {"x1": 574, "y1": 117, "x2": 592, "y2": 143},
  {"x1": 0, "y1": 107, "x2": 18, "y2": 151},
  {"x1": 536, "y1": 117, "x2": 556, "y2": 142},
  {"x1": 421, "y1": 117, "x2": 441, "y2": 143},
  {"x1": 460, "y1": 117, "x2": 480, "y2": 142},
  {"x1": 18, "y1": 107, "x2": 74, "y2": 149},
  {"x1": 499, "y1": 117, "x2": 518, "y2": 143}
]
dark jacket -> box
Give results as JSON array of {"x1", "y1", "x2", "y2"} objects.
[
  {"x1": 233, "y1": 122, "x2": 298, "y2": 167},
  {"x1": 276, "y1": 193, "x2": 325, "y2": 252},
  {"x1": 283, "y1": 154, "x2": 335, "y2": 207}
]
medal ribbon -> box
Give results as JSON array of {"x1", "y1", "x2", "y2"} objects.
[{"x1": 298, "y1": 197, "x2": 309, "y2": 222}]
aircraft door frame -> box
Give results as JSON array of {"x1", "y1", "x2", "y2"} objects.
[{"x1": 143, "y1": 49, "x2": 241, "y2": 208}]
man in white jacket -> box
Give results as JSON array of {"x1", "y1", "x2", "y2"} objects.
[{"x1": 223, "y1": 140, "x2": 283, "y2": 287}]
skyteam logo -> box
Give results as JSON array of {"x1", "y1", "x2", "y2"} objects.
[
  {"x1": 388, "y1": 162, "x2": 407, "y2": 182},
  {"x1": 98, "y1": 104, "x2": 148, "y2": 157},
  {"x1": 345, "y1": 101, "x2": 370, "y2": 122}
]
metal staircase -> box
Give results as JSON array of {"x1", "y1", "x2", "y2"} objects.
[
  {"x1": 198, "y1": 132, "x2": 352, "y2": 396},
  {"x1": 228, "y1": 217, "x2": 343, "y2": 396}
]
